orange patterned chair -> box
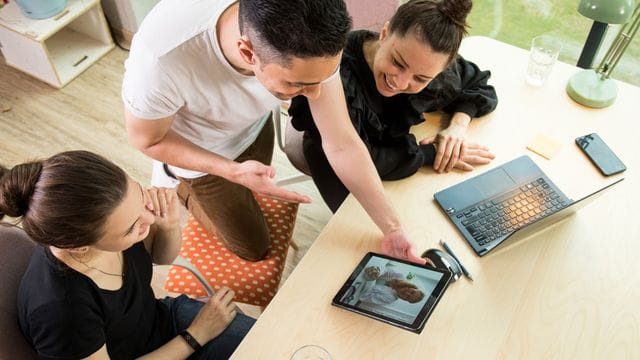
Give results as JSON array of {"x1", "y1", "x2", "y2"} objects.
[{"x1": 164, "y1": 194, "x2": 298, "y2": 307}]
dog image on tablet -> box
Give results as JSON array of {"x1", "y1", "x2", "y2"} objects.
[
  {"x1": 339, "y1": 258, "x2": 441, "y2": 324},
  {"x1": 360, "y1": 266, "x2": 425, "y2": 304}
]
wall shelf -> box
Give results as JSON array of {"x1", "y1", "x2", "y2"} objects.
[{"x1": 0, "y1": 0, "x2": 114, "y2": 88}]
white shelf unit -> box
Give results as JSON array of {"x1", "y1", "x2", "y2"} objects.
[{"x1": 0, "y1": 0, "x2": 114, "y2": 88}]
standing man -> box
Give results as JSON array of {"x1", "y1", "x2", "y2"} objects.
[{"x1": 122, "y1": 0, "x2": 425, "y2": 264}]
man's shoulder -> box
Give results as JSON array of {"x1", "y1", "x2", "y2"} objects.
[{"x1": 132, "y1": 0, "x2": 232, "y2": 57}]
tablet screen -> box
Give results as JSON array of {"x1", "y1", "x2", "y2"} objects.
[{"x1": 332, "y1": 252, "x2": 452, "y2": 333}]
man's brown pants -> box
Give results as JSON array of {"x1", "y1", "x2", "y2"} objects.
[{"x1": 176, "y1": 116, "x2": 274, "y2": 261}]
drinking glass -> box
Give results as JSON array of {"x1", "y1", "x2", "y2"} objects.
[
  {"x1": 290, "y1": 344, "x2": 332, "y2": 360},
  {"x1": 525, "y1": 35, "x2": 562, "y2": 87}
]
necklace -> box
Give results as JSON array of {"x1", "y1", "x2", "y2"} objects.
[{"x1": 70, "y1": 251, "x2": 124, "y2": 278}]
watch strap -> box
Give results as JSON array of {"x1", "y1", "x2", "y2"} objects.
[{"x1": 179, "y1": 329, "x2": 202, "y2": 351}]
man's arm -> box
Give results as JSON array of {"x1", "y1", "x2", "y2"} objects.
[
  {"x1": 124, "y1": 109, "x2": 236, "y2": 178},
  {"x1": 124, "y1": 109, "x2": 310, "y2": 203},
  {"x1": 308, "y1": 77, "x2": 425, "y2": 264}
]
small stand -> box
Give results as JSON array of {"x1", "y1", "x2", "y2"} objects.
[{"x1": 422, "y1": 249, "x2": 463, "y2": 282}]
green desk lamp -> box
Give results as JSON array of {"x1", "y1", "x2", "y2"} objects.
[{"x1": 567, "y1": 0, "x2": 639, "y2": 108}]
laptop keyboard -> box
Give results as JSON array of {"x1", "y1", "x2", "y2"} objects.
[{"x1": 455, "y1": 178, "x2": 568, "y2": 247}]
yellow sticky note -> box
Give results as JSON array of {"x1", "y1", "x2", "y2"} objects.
[{"x1": 526, "y1": 133, "x2": 562, "y2": 160}]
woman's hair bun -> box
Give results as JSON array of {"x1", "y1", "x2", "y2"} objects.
[
  {"x1": 0, "y1": 162, "x2": 43, "y2": 218},
  {"x1": 438, "y1": 0, "x2": 473, "y2": 26}
]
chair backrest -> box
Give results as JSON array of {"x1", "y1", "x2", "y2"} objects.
[
  {"x1": 283, "y1": 119, "x2": 310, "y2": 175},
  {"x1": 273, "y1": 105, "x2": 311, "y2": 182},
  {"x1": 0, "y1": 224, "x2": 37, "y2": 359}
]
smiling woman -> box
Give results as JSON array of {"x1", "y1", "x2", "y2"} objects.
[
  {"x1": 288, "y1": 0, "x2": 499, "y2": 213},
  {"x1": 367, "y1": 30, "x2": 449, "y2": 97}
]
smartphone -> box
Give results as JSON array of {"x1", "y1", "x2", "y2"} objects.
[{"x1": 575, "y1": 133, "x2": 626, "y2": 176}]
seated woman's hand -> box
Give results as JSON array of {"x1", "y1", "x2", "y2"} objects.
[
  {"x1": 450, "y1": 142, "x2": 495, "y2": 171},
  {"x1": 144, "y1": 187, "x2": 180, "y2": 230},
  {"x1": 421, "y1": 112, "x2": 472, "y2": 173},
  {"x1": 187, "y1": 287, "x2": 238, "y2": 345}
]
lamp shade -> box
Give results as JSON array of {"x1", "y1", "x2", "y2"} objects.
[{"x1": 578, "y1": 0, "x2": 635, "y2": 24}]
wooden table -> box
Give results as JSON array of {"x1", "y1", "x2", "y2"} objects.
[{"x1": 232, "y1": 36, "x2": 640, "y2": 359}]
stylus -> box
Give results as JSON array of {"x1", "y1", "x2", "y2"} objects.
[{"x1": 440, "y1": 240, "x2": 474, "y2": 282}]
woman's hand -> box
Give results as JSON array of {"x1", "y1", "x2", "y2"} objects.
[
  {"x1": 420, "y1": 111, "x2": 495, "y2": 173},
  {"x1": 421, "y1": 112, "x2": 471, "y2": 173},
  {"x1": 144, "y1": 187, "x2": 180, "y2": 230},
  {"x1": 187, "y1": 287, "x2": 238, "y2": 345},
  {"x1": 450, "y1": 142, "x2": 495, "y2": 171}
]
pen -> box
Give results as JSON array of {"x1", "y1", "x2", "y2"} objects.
[{"x1": 440, "y1": 240, "x2": 474, "y2": 282}]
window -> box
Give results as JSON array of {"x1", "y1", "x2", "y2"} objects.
[{"x1": 468, "y1": 0, "x2": 639, "y2": 86}]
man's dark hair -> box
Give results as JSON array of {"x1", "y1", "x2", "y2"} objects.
[{"x1": 238, "y1": 0, "x2": 352, "y2": 64}]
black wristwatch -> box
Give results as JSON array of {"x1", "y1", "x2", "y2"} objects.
[{"x1": 179, "y1": 330, "x2": 202, "y2": 351}]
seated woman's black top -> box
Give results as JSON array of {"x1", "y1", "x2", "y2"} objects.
[
  {"x1": 289, "y1": 30, "x2": 498, "y2": 212},
  {"x1": 17, "y1": 242, "x2": 173, "y2": 360}
]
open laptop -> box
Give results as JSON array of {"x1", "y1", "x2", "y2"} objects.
[{"x1": 434, "y1": 155, "x2": 623, "y2": 256}]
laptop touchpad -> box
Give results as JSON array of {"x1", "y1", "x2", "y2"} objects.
[{"x1": 474, "y1": 168, "x2": 515, "y2": 198}]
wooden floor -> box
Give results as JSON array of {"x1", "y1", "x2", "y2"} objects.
[{"x1": 0, "y1": 49, "x2": 332, "y2": 316}]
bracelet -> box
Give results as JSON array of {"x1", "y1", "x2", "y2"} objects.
[{"x1": 179, "y1": 330, "x2": 202, "y2": 351}]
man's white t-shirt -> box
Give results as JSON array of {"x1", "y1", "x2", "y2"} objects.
[{"x1": 122, "y1": 0, "x2": 280, "y2": 179}]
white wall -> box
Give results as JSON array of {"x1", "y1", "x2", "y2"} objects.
[
  {"x1": 130, "y1": 0, "x2": 159, "y2": 31},
  {"x1": 101, "y1": 0, "x2": 159, "y2": 33}
]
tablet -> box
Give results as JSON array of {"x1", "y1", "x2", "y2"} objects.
[{"x1": 332, "y1": 252, "x2": 452, "y2": 333}]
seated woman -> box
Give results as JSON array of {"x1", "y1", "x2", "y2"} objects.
[
  {"x1": 0, "y1": 150, "x2": 253, "y2": 359},
  {"x1": 289, "y1": 0, "x2": 498, "y2": 212}
]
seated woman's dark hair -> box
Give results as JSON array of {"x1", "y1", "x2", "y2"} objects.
[
  {"x1": 0, "y1": 150, "x2": 127, "y2": 248},
  {"x1": 390, "y1": 0, "x2": 473, "y2": 63}
]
